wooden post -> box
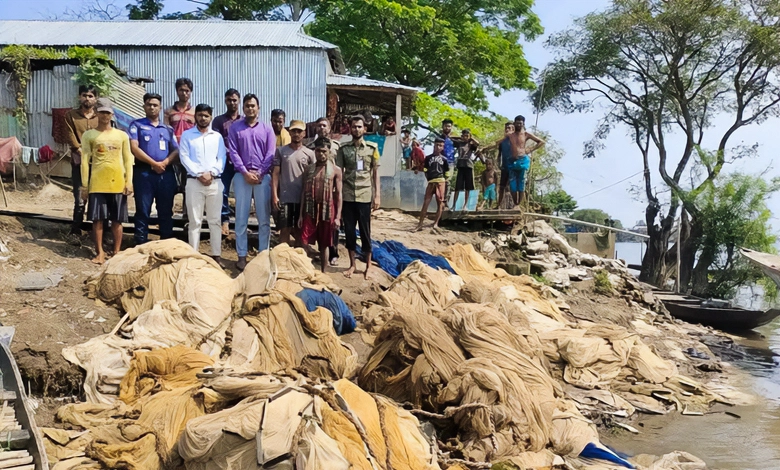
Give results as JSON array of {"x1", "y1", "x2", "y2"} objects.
[
  {"x1": 676, "y1": 214, "x2": 682, "y2": 294},
  {"x1": 395, "y1": 93, "x2": 402, "y2": 170}
]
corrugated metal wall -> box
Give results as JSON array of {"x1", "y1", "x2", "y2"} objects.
[
  {"x1": 25, "y1": 65, "x2": 81, "y2": 148},
  {"x1": 106, "y1": 47, "x2": 327, "y2": 122}
]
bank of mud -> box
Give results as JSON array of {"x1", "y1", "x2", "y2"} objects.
[{"x1": 0, "y1": 189, "x2": 772, "y2": 469}]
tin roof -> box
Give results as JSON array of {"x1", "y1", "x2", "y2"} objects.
[
  {"x1": 0, "y1": 20, "x2": 337, "y2": 49},
  {"x1": 326, "y1": 74, "x2": 419, "y2": 93}
]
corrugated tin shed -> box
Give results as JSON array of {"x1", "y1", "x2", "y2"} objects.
[
  {"x1": 0, "y1": 20, "x2": 339, "y2": 124},
  {"x1": 327, "y1": 74, "x2": 419, "y2": 92},
  {"x1": 0, "y1": 20, "x2": 338, "y2": 49}
]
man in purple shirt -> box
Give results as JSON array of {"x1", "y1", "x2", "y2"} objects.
[
  {"x1": 211, "y1": 88, "x2": 241, "y2": 236},
  {"x1": 227, "y1": 93, "x2": 276, "y2": 271}
]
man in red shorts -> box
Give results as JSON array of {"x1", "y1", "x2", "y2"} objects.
[{"x1": 299, "y1": 137, "x2": 343, "y2": 272}]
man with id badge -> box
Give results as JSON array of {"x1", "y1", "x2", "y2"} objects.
[
  {"x1": 128, "y1": 93, "x2": 180, "y2": 245},
  {"x1": 335, "y1": 115, "x2": 380, "y2": 280}
]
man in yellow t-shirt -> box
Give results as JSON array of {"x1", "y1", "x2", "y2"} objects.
[{"x1": 79, "y1": 98, "x2": 134, "y2": 265}]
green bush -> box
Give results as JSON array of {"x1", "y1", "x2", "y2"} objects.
[{"x1": 593, "y1": 269, "x2": 613, "y2": 295}]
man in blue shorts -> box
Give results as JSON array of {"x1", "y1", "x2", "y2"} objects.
[{"x1": 507, "y1": 115, "x2": 545, "y2": 207}]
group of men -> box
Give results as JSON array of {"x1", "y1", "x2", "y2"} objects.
[
  {"x1": 413, "y1": 115, "x2": 545, "y2": 231},
  {"x1": 63, "y1": 79, "x2": 381, "y2": 278}
]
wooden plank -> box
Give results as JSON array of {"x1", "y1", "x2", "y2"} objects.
[
  {"x1": 0, "y1": 430, "x2": 29, "y2": 451},
  {"x1": 0, "y1": 452, "x2": 27, "y2": 462},
  {"x1": 0, "y1": 394, "x2": 15, "y2": 402},
  {"x1": 2, "y1": 465, "x2": 33, "y2": 470},
  {"x1": 0, "y1": 455, "x2": 32, "y2": 469}
]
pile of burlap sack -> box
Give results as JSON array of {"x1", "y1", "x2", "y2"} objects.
[{"x1": 44, "y1": 236, "x2": 718, "y2": 469}]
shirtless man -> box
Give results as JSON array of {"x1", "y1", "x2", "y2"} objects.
[{"x1": 507, "y1": 115, "x2": 545, "y2": 207}]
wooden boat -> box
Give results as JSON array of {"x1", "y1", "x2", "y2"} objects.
[
  {"x1": 0, "y1": 339, "x2": 49, "y2": 469},
  {"x1": 655, "y1": 290, "x2": 780, "y2": 330}
]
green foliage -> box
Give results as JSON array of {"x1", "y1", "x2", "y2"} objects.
[
  {"x1": 570, "y1": 208, "x2": 620, "y2": 232},
  {"x1": 412, "y1": 93, "x2": 505, "y2": 143},
  {"x1": 694, "y1": 172, "x2": 780, "y2": 299},
  {"x1": 537, "y1": 189, "x2": 578, "y2": 216},
  {"x1": 0, "y1": 45, "x2": 62, "y2": 129},
  {"x1": 66, "y1": 47, "x2": 114, "y2": 97},
  {"x1": 309, "y1": 0, "x2": 542, "y2": 111},
  {"x1": 0, "y1": 45, "x2": 115, "y2": 129},
  {"x1": 127, "y1": 0, "x2": 164, "y2": 19},
  {"x1": 531, "y1": 273, "x2": 550, "y2": 285},
  {"x1": 593, "y1": 269, "x2": 613, "y2": 295},
  {"x1": 525, "y1": 130, "x2": 563, "y2": 197}
]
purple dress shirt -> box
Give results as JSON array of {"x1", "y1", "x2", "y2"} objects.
[{"x1": 227, "y1": 119, "x2": 276, "y2": 177}]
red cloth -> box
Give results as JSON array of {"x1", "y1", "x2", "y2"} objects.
[
  {"x1": 51, "y1": 108, "x2": 72, "y2": 145},
  {"x1": 411, "y1": 147, "x2": 425, "y2": 171},
  {"x1": 0, "y1": 137, "x2": 22, "y2": 174},
  {"x1": 302, "y1": 215, "x2": 336, "y2": 250},
  {"x1": 38, "y1": 145, "x2": 55, "y2": 163}
]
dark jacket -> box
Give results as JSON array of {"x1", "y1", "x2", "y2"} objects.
[{"x1": 424, "y1": 153, "x2": 449, "y2": 181}]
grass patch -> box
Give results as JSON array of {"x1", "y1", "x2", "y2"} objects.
[{"x1": 593, "y1": 269, "x2": 613, "y2": 295}]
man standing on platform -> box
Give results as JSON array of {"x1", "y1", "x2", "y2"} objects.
[
  {"x1": 414, "y1": 137, "x2": 449, "y2": 233},
  {"x1": 179, "y1": 104, "x2": 227, "y2": 266},
  {"x1": 452, "y1": 128, "x2": 481, "y2": 211},
  {"x1": 507, "y1": 115, "x2": 545, "y2": 207},
  {"x1": 128, "y1": 93, "x2": 179, "y2": 245},
  {"x1": 228, "y1": 94, "x2": 276, "y2": 271},
  {"x1": 336, "y1": 116, "x2": 380, "y2": 280},
  {"x1": 271, "y1": 119, "x2": 314, "y2": 247},
  {"x1": 271, "y1": 109, "x2": 290, "y2": 149},
  {"x1": 80, "y1": 98, "x2": 133, "y2": 264},
  {"x1": 64, "y1": 85, "x2": 98, "y2": 235},
  {"x1": 212, "y1": 88, "x2": 241, "y2": 236}
]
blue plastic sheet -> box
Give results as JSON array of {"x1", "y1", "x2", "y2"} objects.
[
  {"x1": 296, "y1": 288, "x2": 356, "y2": 335},
  {"x1": 579, "y1": 443, "x2": 635, "y2": 469},
  {"x1": 356, "y1": 239, "x2": 456, "y2": 278}
]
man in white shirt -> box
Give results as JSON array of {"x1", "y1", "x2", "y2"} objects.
[{"x1": 178, "y1": 103, "x2": 227, "y2": 266}]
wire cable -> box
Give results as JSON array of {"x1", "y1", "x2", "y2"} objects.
[{"x1": 576, "y1": 170, "x2": 643, "y2": 200}]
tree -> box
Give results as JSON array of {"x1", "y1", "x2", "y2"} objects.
[
  {"x1": 127, "y1": 0, "x2": 164, "y2": 19},
  {"x1": 125, "y1": 0, "x2": 318, "y2": 21},
  {"x1": 570, "y1": 208, "x2": 621, "y2": 232},
  {"x1": 60, "y1": 0, "x2": 124, "y2": 19},
  {"x1": 535, "y1": 0, "x2": 780, "y2": 289},
  {"x1": 690, "y1": 173, "x2": 779, "y2": 298},
  {"x1": 538, "y1": 190, "x2": 577, "y2": 216},
  {"x1": 308, "y1": 0, "x2": 542, "y2": 111}
]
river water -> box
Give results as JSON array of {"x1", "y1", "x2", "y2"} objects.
[{"x1": 606, "y1": 243, "x2": 780, "y2": 469}]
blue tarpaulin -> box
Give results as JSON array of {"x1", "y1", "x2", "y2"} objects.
[
  {"x1": 296, "y1": 288, "x2": 356, "y2": 335},
  {"x1": 579, "y1": 443, "x2": 635, "y2": 469},
  {"x1": 356, "y1": 239, "x2": 456, "y2": 278}
]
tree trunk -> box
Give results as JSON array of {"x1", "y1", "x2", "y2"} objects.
[
  {"x1": 290, "y1": 1, "x2": 303, "y2": 21},
  {"x1": 677, "y1": 210, "x2": 700, "y2": 293},
  {"x1": 639, "y1": 203, "x2": 675, "y2": 287},
  {"x1": 691, "y1": 248, "x2": 716, "y2": 297}
]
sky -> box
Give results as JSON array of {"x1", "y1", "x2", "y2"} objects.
[{"x1": 1, "y1": 0, "x2": 778, "y2": 229}]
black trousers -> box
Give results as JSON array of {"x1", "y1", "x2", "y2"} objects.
[
  {"x1": 71, "y1": 163, "x2": 85, "y2": 233},
  {"x1": 342, "y1": 201, "x2": 371, "y2": 253}
]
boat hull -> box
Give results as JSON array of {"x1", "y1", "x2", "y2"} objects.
[{"x1": 663, "y1": 301, "x2": 780, "y2": 331}]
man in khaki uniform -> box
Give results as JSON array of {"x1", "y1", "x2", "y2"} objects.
[{"x1": 335, "y1": 116, "x2": 380, "y2": 280}]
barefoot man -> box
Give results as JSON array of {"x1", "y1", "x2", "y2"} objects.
[
  {"x1": 507, "y1": 115, "x2": 545, "y2": 207},
  {"x1": 299, "y1": 138, "x2": 343, "y2": 273},
  {"x1": 79, "y1": 98, "x2": 133, "y2": 264},
  {"x1": 414, "y1": 137, "x2": 449, "y2": 232},
  {"x1": 336, "y1": 116, "x2": 380, "y2": 279}
]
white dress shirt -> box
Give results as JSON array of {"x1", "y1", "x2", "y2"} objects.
[{"x1": 179, "y1": 126, "x2": 227, "y2": 177}]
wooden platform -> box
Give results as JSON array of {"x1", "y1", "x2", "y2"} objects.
[{"x1": 439, "y1": 209, "x2": 527, "y2": 222}]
